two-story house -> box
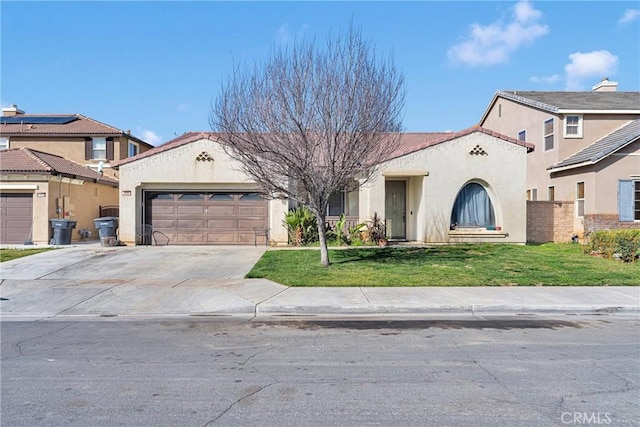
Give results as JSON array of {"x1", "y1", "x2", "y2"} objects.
[
  {"x1": 0, "y1": 105, "x2": 154, "y2": 245},
  {"x1": 0, "y1": 105, "x2": 154, "y2": 177},
  {"x1": 479, "y1": 79, "x2": 640, "y2": 241}
]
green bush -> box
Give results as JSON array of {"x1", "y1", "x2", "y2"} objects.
[
  {"x1": 283, "y1": 205, "x2": 319, "y2": 245},
  {"x1": 585, "y1": 229, "x2": 640, "y2": 262}
]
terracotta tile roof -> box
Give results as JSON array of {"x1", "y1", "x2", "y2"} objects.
[
  {"x1": 0, "y1": 148, "x2": 118, "y2": 187},
  {"x1": 114, "y1": 127, "x2": 534, "y2": 168},
  {"x1": 0, "y1": 114, "x2": 153, "y2": 147},
  {"x1": 385, "y1": 126, "x2": 534, "y2": 160},
  {"x1": 549, "y1": 119, "x2": 640, "y2": 172},
  {"x1": 112, "y1": 132, "x2": 212, "y2": 167}
]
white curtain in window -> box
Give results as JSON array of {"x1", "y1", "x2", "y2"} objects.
[{"x1": 451, "y1": 183, "x2": 496, "y2": 227}]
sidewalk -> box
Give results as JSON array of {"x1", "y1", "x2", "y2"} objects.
[{"x1": 1, "y1": 244, "x2": 638, "y2": 320}]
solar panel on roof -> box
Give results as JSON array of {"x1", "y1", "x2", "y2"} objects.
[{"x1": 0, "y1": 116, "x2": 78, "y2": 125}]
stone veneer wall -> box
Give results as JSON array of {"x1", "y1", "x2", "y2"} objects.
[
  {"x1": 527, "y1": 201, "x2": 574, "y2": 243},
  {"x1": 584, "y1": 214, "x2": 640, "y2": 232}
]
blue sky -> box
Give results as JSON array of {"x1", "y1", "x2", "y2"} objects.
[{"x1": 2, "y1": 1, "x2": 639, "y2": 146}]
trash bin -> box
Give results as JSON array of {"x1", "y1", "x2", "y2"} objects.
[
  {"x1": 50, "y1": 219, "x2": 77, "y2": 245},
  {"x1": 94, "y1": 217, "x2": 119, "y2": 247}
]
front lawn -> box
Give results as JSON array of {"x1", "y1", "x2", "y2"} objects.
[
  {"x1": 0, "y1": 248, "x2": 57, "y2": 262},
  {"x1": 247, "y1": 244, "x2": 640, "y2": 286}
]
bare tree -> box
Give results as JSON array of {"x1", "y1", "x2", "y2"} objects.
[{"x1": 209, "y1": 25, "x2": 405, "y2": 266}]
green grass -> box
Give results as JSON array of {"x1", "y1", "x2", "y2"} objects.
[
  {"x1": 0, "y1": 248, "x2": 57, "y2": 262},
  {"x1": 247, "y1": 244, "x2": 640, "y2": 286}
]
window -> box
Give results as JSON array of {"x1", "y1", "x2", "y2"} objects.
[
  {"x1": 498, "y1": 104, "x2": 502, "y2": 118},
  {"x1": 239, "y1": 193, "x2": 263, "y2": 201},
  {"x1": 548, "y1": 186, "x2": 555, "y2": 201},
  {"x1": 327, "y1": 188, "x2": 359, "y2": 217},
  {"x1": 618, "y1": 180, "x2": 640, "y2": 221},
  {"x1": 451, "y1": 182, "x2": 496, "y2": 228},
  {"x1": 526, "y1": 189, "x2": 537, "y2": 201},
  {"x1": 576, "y1": 182, "x2": 585, "y2": 217},
  {"x1": 564, "y1": 115, "x2": 582, "y2": 138},
  {"x1": 179, "y1": 193, "x2": 204, "y2": 200},
  {"x1": 92, "y1": 137, "x2": 107, "y2": 160},
  {"x1": 0, "y1": 137, "x2": 8, "y2": 150},
  {"x1": 544, "y1": 119, "x2": 554, "y2": 151},
  {"x1": 85, "y1": 137, "x2": 114, "y2": 160},
  {"x1": 128, "y1": 142, "x2": 139, "y2": 157},
  {"x1": 517, "y1": 130, "x2": 526, "y2": 141}
]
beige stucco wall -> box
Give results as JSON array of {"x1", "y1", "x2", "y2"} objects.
[
  {"x1": 481, "y1": 98, "x2": 638, "y2": 204},
  {"x1": 0, "y1": 175, "x2": 118, "y2": 245},
  {"x1": 117, "y1": 138, "x2": 288, "y2": 245},
  {"x1": 359, "y1": 132, "x2": 528, "y2": 243}
]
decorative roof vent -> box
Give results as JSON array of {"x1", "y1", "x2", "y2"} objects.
[
  {"x1": 196, "y1": 151, "x2": 214, "y2": 162},
  {"x1": 470, "y1": 145, "x2": 487, "y2": 156}
]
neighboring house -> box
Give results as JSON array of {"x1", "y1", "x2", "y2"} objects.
[
  {"x1": 113, "y1": 128, "x2": 532, "y2": 246},
  {"x1": 0, "y1": 105, "x2": 154, "y2": 178},
  {"x1": 0, "y1": 148, "x2": 119, "y2": 244},
  {"x1": 479, "y1": 79, "x2": 640, "y2": 241}
]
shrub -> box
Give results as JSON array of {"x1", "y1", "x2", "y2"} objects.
[
  {"x1": 283, "y1": 205, "x2": 319, "y2": 245},
  {"x1": 585, "y1": 229, "x2": 640, "y2": 262}
]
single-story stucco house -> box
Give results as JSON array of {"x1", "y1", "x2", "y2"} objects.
[{"x1": 112, "y1": 127, "x2": 533, "y2": 246}]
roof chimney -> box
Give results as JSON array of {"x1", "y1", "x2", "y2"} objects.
[
  {"x1": 2, "y1": 105, "x2": 25, "y2": 117},
  {"x1": 592, "y1": 78, "x2": 618, "y2": 92}
]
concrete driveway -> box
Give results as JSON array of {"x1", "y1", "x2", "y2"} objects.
[{"x1": 0, "y1": 244, "x2": 286, "y2": 319}]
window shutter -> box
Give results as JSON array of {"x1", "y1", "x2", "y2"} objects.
[
  {"x1": 84, "y1": 138, "x2": 92, "y2": 160},
  {"x1": 618, "y1": 180, "x2": 634, "y2": 222},
  {"x1": 106, "y1": 137, "x2": 114, "y2": 160}
]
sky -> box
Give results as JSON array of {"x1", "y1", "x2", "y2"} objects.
[{"x1": 2, "y1": 1, "x2": 639, "y2": 146}]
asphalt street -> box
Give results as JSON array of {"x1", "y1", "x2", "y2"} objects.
[{"x1": 2, "y1": 316, "x2": 638, "y2": 427}]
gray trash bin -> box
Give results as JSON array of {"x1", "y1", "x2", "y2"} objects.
[
  {"x1": 50, "y1": 219, "x2": 77, "y2": 245},
  {"x1": 94, "y1": 217, "x2": 119, "y2": 246}
]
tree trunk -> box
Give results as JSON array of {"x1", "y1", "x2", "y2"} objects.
[{"x1": 317, "y1": 214, "x2": 330, "y2": 266}]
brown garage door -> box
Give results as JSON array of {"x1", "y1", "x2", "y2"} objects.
[
  {"x1": 1, "y1": 193, "x2": 33, "y2": 244},
  {"x1": 145, "y1": 192, "x2": 268, "y2": 245}
]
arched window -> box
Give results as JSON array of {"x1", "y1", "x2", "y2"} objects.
[{"x1": 451, "y1": 182, "x2": 495, "y2": 227}]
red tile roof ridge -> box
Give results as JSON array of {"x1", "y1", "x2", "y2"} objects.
[{"x1": 16, "y1": 147, "x2": 55, "y2": 172}]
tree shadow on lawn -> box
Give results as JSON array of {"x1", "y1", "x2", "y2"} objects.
[{"x1": 330, "y1": 245, "x2": 498, "y2": 265}]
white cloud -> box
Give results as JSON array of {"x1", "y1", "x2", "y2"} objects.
[
  {"x1": 619, "y1": 8, "x2": 640, "y2": 25},
  {"x1": 139, "y1": 129, "x2": 162, "y2": 145},
  {"x1": 564, "y1": 50, "x2": 618, "y2": 90},
  {"x1": 447, "y1": 1, "x2": 549, "y2": 67},
  {"x1": 177, "y1": 103, "x2": 192, "y2": 112},
  {"x1": 529, "y1": 74, "x2": 561, "y2": 84},
  {"x1": 275, "y1": 23, "x2": 310, "y2": 45}
]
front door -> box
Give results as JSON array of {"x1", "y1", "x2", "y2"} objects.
[{"x1": 385, "y1": 181, "x2": 406, "y2": 239}]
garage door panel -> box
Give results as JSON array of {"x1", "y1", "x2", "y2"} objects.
[
  {"x1": 208, "y1": 219, "x2": 236, "y2": 228},
  {"x1": 208, "y1": 232, "x2": 236, "y2": 243},
  {"x1": 238, "y1": 206, "x2": 267, "y2": 216},
  {"x1": 152, "y1": 219, "x2": 177, "y2": 228},
  {"x1": 177, "y1": 233, "x2": 206, "y2": 244},
  {"x1": 207, "y1": 206, "x2": 235, "y2": 215},
  {"x1": 146, "y1": 192, "x2": 267, "y2": 246},
  {"x1": 177, "y1": 206, "x2": 206, "y2": 215},
  {"x1": 238, "y1": 219, "x2": 267, "y2": 228},
  {"x1": 1, "y1": 193, "x2": 33, "y2": 244},
  {"x1": 152, "y1": 206, "x2": 176, "y2": 215},
  {"x1": 177, "y1": 219, "x2": 207, "y2": 229}
]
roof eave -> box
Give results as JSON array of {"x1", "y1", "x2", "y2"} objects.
[{"x1": 557, "y1": 109, "x2": 640, "y2": 114}]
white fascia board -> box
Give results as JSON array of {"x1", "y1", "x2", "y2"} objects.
[{"x1": 557, "y1": 109, "x2": 640, "y2": 114}]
